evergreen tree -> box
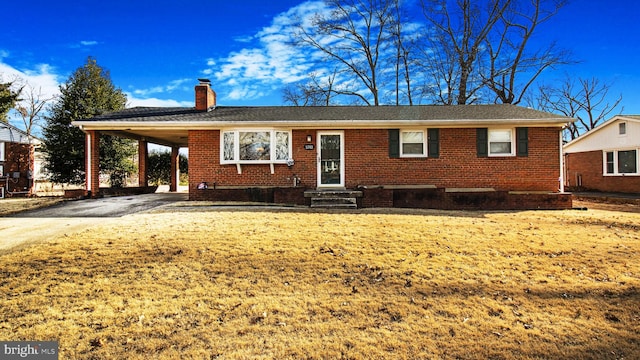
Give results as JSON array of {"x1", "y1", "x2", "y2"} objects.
[
  {"x1": 0, "y1": 80, "x2": 22, "y2": 122},
  {"x1": 42, "y1": 57, "x2": 136, "y2": 185},
  {"x1": 147, "y1": 150, "x2": 188, "y2": 185}
]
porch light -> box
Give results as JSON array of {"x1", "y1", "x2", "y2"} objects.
[{"x1": 306, "y1": 134, "x2": 313, "y2": 142}]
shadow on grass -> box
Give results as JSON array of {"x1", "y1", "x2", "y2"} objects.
[{"x1": 153, "y1": 202, "x2": 534, "y2": 219}]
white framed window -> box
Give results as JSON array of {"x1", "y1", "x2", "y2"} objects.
[
  {"x1": 604, "y1": 149, "x2": 638, "y2": 175},
  {"x1": 221, "y1": 129, "x2": 292, "y2": 164},
  {"x1": 400, "y1": 130, "x2": 426, "y2": 157},
  {"x1": 0, "y1": 142, "x2": 4, "y2": 161},
  {"x1": 488, "y1": 129, "x2": 514, "y2": 156}
]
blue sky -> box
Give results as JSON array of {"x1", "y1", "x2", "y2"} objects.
[{"x1": 2, "y1": 0, "x2": 639, "y2": 122}]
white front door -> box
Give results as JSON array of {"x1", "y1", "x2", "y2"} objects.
[{"x1": 317, "y1": 131, "x2": 344, "y2": 188}]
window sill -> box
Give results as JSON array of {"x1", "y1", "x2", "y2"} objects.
[
  {"x1": 223, "y1": 162, "x2": 290, "y2": 174},
  {"x1": 603, "y1": 173, "x2": 640, "y2": 177}
]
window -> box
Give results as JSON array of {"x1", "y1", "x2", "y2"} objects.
[
  {"x1": 488, "y1": 129, "x2": 514, "y2": 156},
  {"x1": 618, "y1": 150, "x2": 637, "y2": 174},
  {"x1": 478, "y1": 128, "x2": 525, "y2": 157},
  {"x1": 0, "y1": 142, "x2": 4, "y2": 161},
  {"x1": 619, "y1": 122, "x2": 627, "y2": 135},
  {"x1": 221, "y1": 130, "x2": 291, "y2": 164},
  {"x1": 606, "y1": 151, "x2": 614, "y2": 174},
  {"x1": 604, "y1": 149, "x2": 638, "y2": 175},
  {"x1": 401, "y1": 130, "x2": 425, "y2": 156},
  {"x1": 389, "y1": 129, "x2": 439, "y2": 158},
  {"x1": 240, "y1": 131, "x2": 271, "y2": 160}
]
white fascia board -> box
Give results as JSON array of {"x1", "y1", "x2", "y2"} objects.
[{"x1": 73, "y1": 118, "x2": 571, "y2": 131}]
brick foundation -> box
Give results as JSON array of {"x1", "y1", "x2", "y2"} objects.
[{"x1": 191, "y1": 186, "x2": 571, "y2": 210}]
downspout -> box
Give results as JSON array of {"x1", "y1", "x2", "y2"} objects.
[{"x1": 559, "y1": 129, "x2": 565, "y2": 193}]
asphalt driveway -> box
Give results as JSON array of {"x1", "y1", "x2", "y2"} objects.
[
  {"x1": 0, "y1": 192, "x2": 188, "y2": 253},
  {"x1": 12, "y1": 192, "x2": 188, "y2": 218}
]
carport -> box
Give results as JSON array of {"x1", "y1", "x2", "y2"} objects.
[
  {"x1": 73, "y1": 81, "x2": 214, "y2": 198},
  {"x1": 77, "y1": 125, "x2": 187, "y2": 198}
]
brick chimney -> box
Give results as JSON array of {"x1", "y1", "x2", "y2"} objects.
[{"x1": 195, "y1": 78, "x2": 216, "y2": 111}]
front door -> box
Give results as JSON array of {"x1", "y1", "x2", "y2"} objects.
[{"x1": 317, "y1": 131, "x2": 344, "y2": 188}]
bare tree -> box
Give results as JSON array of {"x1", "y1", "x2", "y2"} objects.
[
  {"x1": 531, "y1": 77, "x2": 623, "y2": 140},
  {"x1": 11, "y1": 81, "x2": 56, "y2": 194},
  {"x1": 420, "y1": 0, "x2": 572, "y2": 105},
  {"x1": 14, "y1": 82, "x2": 56, "y2": 136},
  {"x1": 295, "y1": 0, "x2": 402, "y2": 106},
  {"x1": 483, "y1": 0, "x2": 573, "y2": 104},
  {"x1": 283, "y1": 71, "x2": 338, "y2": 106},
  {"x1": 420, "y1": 0, "x2": 510, "y2": 105},
  {"x1": 389, "y1": 0, "x2": 416, "y2": 105}
]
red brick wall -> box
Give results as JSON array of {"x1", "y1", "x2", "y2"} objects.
[
  {"x1": 345, "y1": 127, "x2": 561, "y2": 191},
  {"x1": 188, "y1": 127, "x2": 563, "y2": 200},
  {"x1": 565, "y1": 150, "x2": 640, "y2": 193},
  {"x1": 2, "y1": 142, "x2": 33, "y2": 193},
  {"x1": 188, "y1": 130, "x2": 316, "y2": 199}
]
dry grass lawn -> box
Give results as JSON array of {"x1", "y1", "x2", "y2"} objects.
[
  {"x1": 0, "y1": 196, "x2": 64, "y2": 216},
  {"x1": 0, "y1": 200, "x2": 638, "y2": 359}
]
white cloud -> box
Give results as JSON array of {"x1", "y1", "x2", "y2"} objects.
[
  {"x1": 0, "y1": 59, "x2": 61, "y2": 103},
  {"x1": 130, "y1": 78, "x2": 191, "y2": 97},
  {"x1": 125, "y1": 94, "x2": 192, "y2": 108},
  {"x1": 80, "y1": 40, "x2": 98, "y2": 46},
  {"x1": 203, "y1": 0, "x2": 329, "y2": 102},
  {"x1": 126, "y1": 78, "x2": 194, "y2": 107},
  {"x1": 233, "y1": 35, "x2": 254, "y2": 43}
]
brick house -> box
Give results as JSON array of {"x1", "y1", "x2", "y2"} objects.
[
  {"x1": 0, "y1": 122, "x2": 42, "y2": 198},
  {"x1": 564, "y1": 115, "x2": 640, "y2": 194},
  {"x1": 73, "y1": 80, "x2": 574, "y2": 210}
]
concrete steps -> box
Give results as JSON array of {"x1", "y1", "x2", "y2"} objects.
[{"x1": 304, "y1": 190, "x2": 363, "y2": 209}]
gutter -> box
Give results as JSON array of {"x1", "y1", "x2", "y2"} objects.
[{"x1": 73, "y1": 118, "x2": 573, "y2": 131}]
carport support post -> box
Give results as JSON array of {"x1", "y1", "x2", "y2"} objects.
[
  {"x1": 85, "y1": 130, "x2": 100, "y2": 198},
  {"x1": 170, "y1": 146, "x2": 179, "y2": 192},
  {"x1": 138, "y1": 140, "x2": 149, "y2": 188}
]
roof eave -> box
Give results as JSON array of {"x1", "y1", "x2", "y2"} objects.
[{"x1": 73, "y1": 118, "x2": 572, "y2": 130}]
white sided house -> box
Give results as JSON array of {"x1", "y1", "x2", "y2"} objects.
[{"x1": 564, "y1": 115, "x2": 640, "y2": 194}]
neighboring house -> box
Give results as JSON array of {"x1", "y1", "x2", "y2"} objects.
[
  {"x1": 564, "y1": 115, "x2": 640, "y2": 194},
  {"x1": 73, "y1": 80, "x2": 574, "y2": 210},
  {"x1": 0, "y1": 122, "x2": 42, "y2": 198}
]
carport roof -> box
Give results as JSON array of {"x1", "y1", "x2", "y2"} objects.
[{"x1": 72, "y1": 104, "x2": 573, "y2": 148}]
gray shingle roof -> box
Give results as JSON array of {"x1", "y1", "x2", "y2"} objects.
[{"x1": 86, "y1": 104, "x2": 570, "y2": 123}]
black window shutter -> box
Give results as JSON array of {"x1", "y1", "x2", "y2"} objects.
[
  {"x1": 516, "y1": 127, "x2": 528, "y2": 157},
  {"x1": 389, "y1": 129, "x2": 400, "y2": 158},
  {"x1": 476, "y1": 128, "x2": 488, "y2": 157},
  {"x1": 427, "y1": 128, "x2": 440, "y2": 158}
]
